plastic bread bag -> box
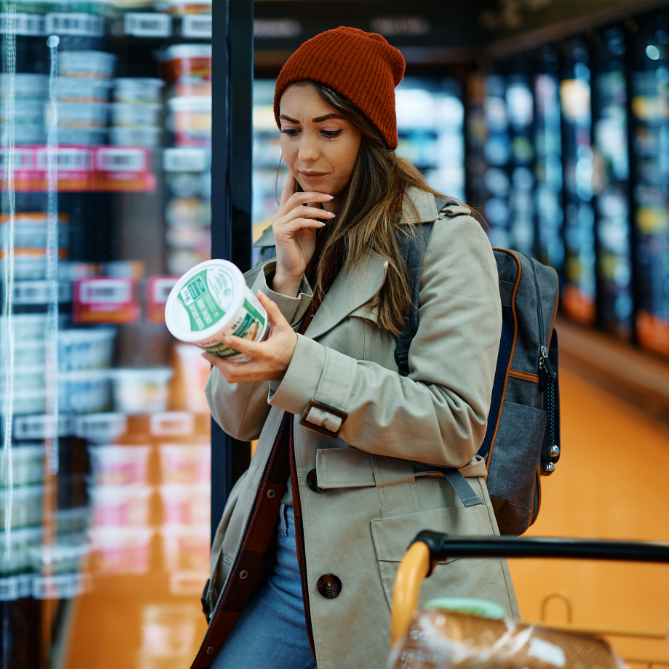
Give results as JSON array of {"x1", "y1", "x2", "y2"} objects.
[{"x1": 388, "y1": 609, "x2": 627, "y2": 669}]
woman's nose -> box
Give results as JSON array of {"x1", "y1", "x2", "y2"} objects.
[{"x1": 297, "y1": 132, "x2": 319, "y2": 163}]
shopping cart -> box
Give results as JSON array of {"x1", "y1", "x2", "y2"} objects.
[{"x1": 391, "y1": 532, "x2": 669, "y2": 668}]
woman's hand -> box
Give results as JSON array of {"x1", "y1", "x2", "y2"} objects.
[
  {"x1": 202, "y1": 292, "x2": 298, "y2": 384},
  {"x1": 271, "y1": 174, "x2": 335, "y2": 297}
]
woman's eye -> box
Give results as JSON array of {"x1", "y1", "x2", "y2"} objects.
[
  {"x1": 321, "y1": 129, "x2": 342, "y2": 139},
  {"x1": 282, "y1": 128, "x2": 300, "y2": 136}
]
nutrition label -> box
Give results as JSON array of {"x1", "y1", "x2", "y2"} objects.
[{"x1": 177, "y1": 267, "x2": 233, "y2": 332}]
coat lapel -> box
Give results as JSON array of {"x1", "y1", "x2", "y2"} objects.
[{"x1": 305, "y1": 251, "x2": 388, "y2": 341}]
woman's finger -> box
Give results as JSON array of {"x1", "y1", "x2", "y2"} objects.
[
  {"x1": 277, "y1": 205, "x2": 334, "y2": 224},
  {"x1": 279, "y1": 173, "x2": 297, "y2": 208},
  {"x1": 275, "y1": 219, "x2": 325, "y2": 238}
]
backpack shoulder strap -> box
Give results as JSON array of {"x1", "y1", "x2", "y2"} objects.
[{"x1": 393, "y1": 196, "x2": 466, "y2": 375}]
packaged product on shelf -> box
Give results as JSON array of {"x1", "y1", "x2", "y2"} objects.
[
  {"x1": 0, "y1": 527, "x2": 42, "y2": 578},
  {"x1": 58, "y1": 327, "x2": 116, "y2": 371},
  {"x1": 0, "y1": 389, "x2": 47, "y2": 415},
  {"x1": 159, "y1": 0, "x2": 212, "y2": 14},
  {"x1": 160, "y1": 44, "x2": 212, "y2": 97},
  {"x1": 0, "y1": 248, "x2": 68, "y2": 281},
  {"x1": 73, "y1": 276, "x2": 140, "y2": 324},
  {"x1": 111, "y1": 102, "x2": 162, "y2": 129},
  {"x1": 146, "y1": 276, "x2": 179, "y2": 324},
  {"x1": 59, "y1": 51, "x2": 117, "y2": 80},
  {"x1": 0, "y1": 367, "x2": 45, "y2": 394},
  {"x1": 53, "y1": 101, "x2": 109, "y2": 129},
  {"x1": 53, "y1": 507, "x2": 90, "y2": 536},
  {"x1": 87, "y1": 444, "x2": 150, "y2": 486},
  {"x1": 171, "y1": 343, "x2": 210, "y2": 413},
  {"x1": 165, "y1": 225, "x2": 210, "y2": 253},
  {"x1": 0, "y1": 73, "x2": 48, "y2": 101},
  {"x1": 101, "y1": 260, "x2": 144, "y2": 280},
  {"x1": 114, "y1": 78, "x2": 164, "y2": 105},
  {"x1": 58, "y1": 77, "x2": 112, "y2": 103},
  {"x1": 0, "y1": 313, "x2": 49, "y2": 340},
  {"x1": 0, "y1": 335, "x2": 46, "y2": 367},
  {"x1": 110, "y1": 367, "x2": 173, "y2": 414},
  {"x1": 75, "y1": 412, "x2": 128, "y2": 444},
  {"x1": 158, "y1": 483, "x2": 209, "y2": 526},
  {"x1": 165, "y1": 259, "x2": 268, "y2": 359},
  {"x1": 88, "y1": 526, "x2": 153, "y2": 575},
  {"x1": 166, "y1": 96, "x2": 211, "y2": 148},
  {"x1": 149, "y1": 411, "x2": 197, "y2": 439},
  {"x1": 159, "y1": 524, "x2": 209, "y2": 572},
  {"x1": 109, "y1": 127, "x2": 162, "y2": 148},
  {"x1": 139, "y1": 604, "x2": 201, "y2": 660},
  {"x1": 58, "y1": 369, "x2": 112, "y2": 414},
  {"x1": 30, "y1": 539, "x2": 90, "y2": 578},
  {"x1": 0, "y1": 444, "x2": 43, "y2": 487},
  {"x1": 0, "y1": 100, "x2": 45, "y2": 131},
  {"x1": 0, "y1": 213, "x2": 69, "y2": 249},
  {"x1": 88, "y1": 484, "x2": 153, "y2": 528},
  {"x1": 56, "y1": 127, "x2": 107, "y2": 147},
  {"x1": 165, "y1": 196, "x2": 210, "y2": 228},
  {"x1": 0, "y1": 485, "x2": 44, "y2": 530},
  {"x1": 158, "y1": 443, "x2": 209, "y2": 485}
]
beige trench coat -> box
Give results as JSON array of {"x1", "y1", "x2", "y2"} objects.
[{"x1": 202, "y1": 186, "x2": 519, "y2": 668}]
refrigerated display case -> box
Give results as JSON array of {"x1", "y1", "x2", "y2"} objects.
[
  {"x1": 592, "y1": 26, "x2": 633, "y2": 339},
  {"x1": 0, "y1": 2, "x2": 215, "y2": 667},
  {"x1": 560, "y1": 36, "x2": 597, "y2": 326},
  {"x1": 533, "y1": 44, "x2": 563, "y2": 274},
  {"x1": 629, "y1": 11, "x2": 669, "y2": 356}
]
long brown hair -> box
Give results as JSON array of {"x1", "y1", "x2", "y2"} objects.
[{"x1": 286, "y1": 80, "x2": 460, "y2": 337}]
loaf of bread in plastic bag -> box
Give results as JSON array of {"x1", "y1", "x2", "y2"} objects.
[{"x1": 388, "y1": 610, "x2": 626, "y2": 669}]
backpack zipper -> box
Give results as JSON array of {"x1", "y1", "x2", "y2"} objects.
[{"x1": 528, "y1": 256, "x2": 555, "y2": 391}]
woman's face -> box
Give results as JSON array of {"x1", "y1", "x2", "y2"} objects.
[{"x1": 279, "y1": 83, "x2": 362, "y2": 200}]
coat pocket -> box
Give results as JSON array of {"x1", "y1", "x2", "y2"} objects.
[
  {"x1": 316, "y1": 447, "x2": 376, "y2": 489},
  {"x1": 370, "y1": 504, "x2": 494, "y2": 608}
]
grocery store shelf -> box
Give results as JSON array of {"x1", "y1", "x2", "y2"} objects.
[{"x1": 557, "y1": 317, "x2": 669, "y2": 424}]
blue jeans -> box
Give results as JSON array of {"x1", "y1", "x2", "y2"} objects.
[{"x1": 212, "y1": 505, "x2": 317, "y2": 668}]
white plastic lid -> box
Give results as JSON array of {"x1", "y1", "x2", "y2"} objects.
[
  {"x1": 162, "y1": 44, "x2": 212, "y2": 60},
  {"x1": 165, "y1": 259, "x2": 245, "y2": 343}
]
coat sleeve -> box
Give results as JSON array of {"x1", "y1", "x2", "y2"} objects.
[
  {"x1": 267, "y1": 214, "x2": 502, "y2": 468},
  {"x1": 205, "y1": 260, "x2": 313, "y2": 441}
]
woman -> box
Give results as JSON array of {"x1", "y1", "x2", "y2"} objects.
[{"x1": 194, "y1": 26, "x2": 518, "y2": 669}]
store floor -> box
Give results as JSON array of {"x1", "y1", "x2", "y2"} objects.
[
  {"x1": 508, "y1": 366, "x2": 669, "y2": 664},
  {"x1": 63, "y1": 366, "x2": 669, "y2": 669}
]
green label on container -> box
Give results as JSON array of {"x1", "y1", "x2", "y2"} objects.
[
  {"x1": 177, "y1": 268, "x2": 229, "y2": 333},
  {"x1": 243, "y1": 298, "x2": 266, "y2": 328}
]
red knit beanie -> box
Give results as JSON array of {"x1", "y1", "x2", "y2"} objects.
[{"x1": 274, "y1": 27, "x2": 405, "y2": 150}]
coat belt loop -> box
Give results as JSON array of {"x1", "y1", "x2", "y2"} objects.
[{"x1": 370, "y1": 455, "x2": 419, "y2": 517}]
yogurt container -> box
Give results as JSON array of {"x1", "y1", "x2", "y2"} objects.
[{"x1": 165, "y1": 259, "x2": 268, "y2": 360}]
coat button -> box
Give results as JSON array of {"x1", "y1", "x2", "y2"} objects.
[
  {"x1": 306, "y1": 469, "x2": 324, "y2": 493},
  {"x1": 206, "y1": 646, "x2": 215, "y2": 654},
  {"x1": 239, "y1": 570, "x2": 249, "y2": 579},
  {"x1": 317, "y1": 573, "x2": 342, "y2": 598},
  {"x1": 267, "y1": 488, "x2": 276, "y2": 499}
]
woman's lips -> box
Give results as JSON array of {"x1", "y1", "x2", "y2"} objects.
[{"x1": 299, "y1": 171, "x2": 328, "y2": 182}]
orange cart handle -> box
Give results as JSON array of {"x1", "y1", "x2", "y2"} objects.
[{"x1": 390, "y1": 540, "x2": 431, "y2": 647}]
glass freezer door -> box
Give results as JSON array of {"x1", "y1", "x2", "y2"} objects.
[
  {"x1": 0, "y1": 2, "x2": 214, "y2": 667},
  {"x1": 629, "y1": 10, "x2": 669, "y2": 357}
]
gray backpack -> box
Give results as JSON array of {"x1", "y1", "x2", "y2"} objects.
[{"x1": 396, "y1": 197, "x2": 561, "y2": 536}]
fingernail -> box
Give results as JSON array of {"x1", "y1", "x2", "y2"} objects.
[
  {"x1": 320, "y1": 222, "x2": 326, "y2": 226},
  {"x1": 328, "y1": 195, "x2": 334, "y2": 200},
  {"x1": 327, "y1": 212, "x2": 335, "y2": 217}
]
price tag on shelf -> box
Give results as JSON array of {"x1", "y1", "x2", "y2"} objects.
[
  {"x1": 125, "y1": 12, "x2": 172, "y2": 38},
  {"x1": 0, "y1": 13, "x2": 46, "y2": 36},
  {"x1": 147, "y1": 276, "x2": 178, "y2": 323},
  {"x1": 46, "y1": 12, "x2": 104, "y2": 37},
  {"x1": 181, "y1": 14, "x2": 212, "y2": 39},
  {"x1": 0, "y1": 147, "x2": 36, "y2": 191},
  {"x1": 13, "y1": 413, "x2": 75, "y2": 440},
  {"x1": 73, "y1": 277, "x2": 140, "y2": 324},
  {"x1": 12, "y1": 280, "x2": 72, "y2": 305},
  {"x1": 150, "y1": 412, "x2": 195, "y2": 437},
  {"x1": 34, "y1": 146, "x2": 92, "y2": 191},
  {"x1": 92, "y1": 147, "x2": 156, "y2": 193}
]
